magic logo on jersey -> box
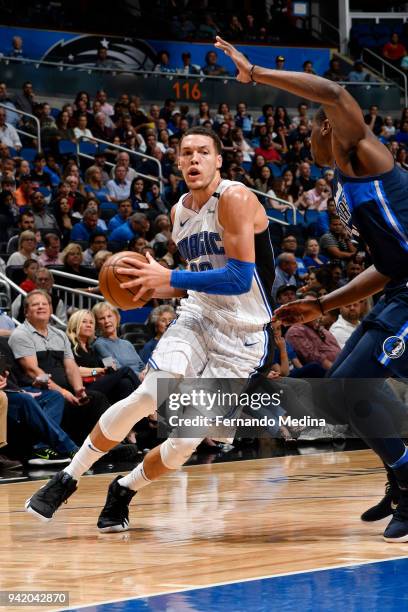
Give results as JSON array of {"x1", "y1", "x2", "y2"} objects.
[{"x1": 177, "y1": 231, "x2": 225, "y2": 263}]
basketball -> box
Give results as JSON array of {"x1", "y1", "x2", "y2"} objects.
[{"x1": 99, "y1": 251, "x2": 154, "y2": 310}]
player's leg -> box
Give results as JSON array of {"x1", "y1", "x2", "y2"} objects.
[
  {"x1": 97, "y1": 436, "x2": 204, "y2": 532},
  {"x1": 329, "y1": 327, "x2": 408, "y2": 541},
  {"x1": 25, "y1": 369, "x2": 176, "y2": 521}
]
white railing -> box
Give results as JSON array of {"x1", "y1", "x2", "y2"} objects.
[
  {"x1": 0, "y1": 102, "x2": 41, "y2": 152},
  {"x1": 53, "y1": 283, "x2": 103, "y2": 311},
  {"x1": 250, "y1": 186, "x2": 294, "y2": 223},
  {"x1": 48, "y1": 269, "x2": 98, "y2": 285},
  {"x1": 0, "y1": 271, "x2": 66, "y2": 328},
  {"x1": 362, "y1": 47, "x2": 408, "y2": 106},
  {"x1": 75, "y1": 135, "x2": 164, "y2": 192}
]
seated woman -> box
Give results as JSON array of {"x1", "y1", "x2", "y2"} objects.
[
  {"x1": 67, "y1": 309, "x2": 140, "y2": 404},
  {"x1": 140, "y1": 305, "x2": 176, "y2": 364},
  {"x1": 20, "y1": 258, "x2": 39, "y2": 292},
  {"x1": 92, "y1": 302, "x2": 145, "y2": 376},
  {"x1": 84, "y1": 165, "x2": 111, "y2": 204}
]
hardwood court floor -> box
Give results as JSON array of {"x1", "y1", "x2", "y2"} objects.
[{"x1": 1, "y1": 449, "x2": 408, "y2": 611}]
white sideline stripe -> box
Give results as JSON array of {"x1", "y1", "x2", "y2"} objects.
[{"x1": 52, "y1": 554, "x2": 408, "y2": 612}]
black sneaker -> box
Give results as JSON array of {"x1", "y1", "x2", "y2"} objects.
[
  {"x1": 28, "y1": 449, "x2": 71, "y2": 466},
  {"x1": 383, "y1": 489, "x2": 408, "y2": 542},
  {"x1": 25, "y1": 471, "x2": 77, "y2": 522},
  {"x1": 97, "y1": 475, "x2": 136, "y2": 533},
  {"x1": 361, "y1": 466, "x2": 400, "y2": 522}
]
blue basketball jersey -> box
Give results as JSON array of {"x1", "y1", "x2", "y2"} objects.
[{"x1": 334, "y1": 164, "x2": 408, "y2": 280}]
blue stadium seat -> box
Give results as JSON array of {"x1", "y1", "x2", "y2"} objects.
[
  {"x1": 58, "y1": 140, "x2": 76, "y2": 156},
  {"x1": 79, "y1": 141, "x2": 98, "y2": 156},
  {"x1": 242, "y1": 161, "x2": 252, "y2": 172},
  {"x1": 20, "y1": 148, "x2": 37, "y2": 162},
  {"x1": 305, "y1": 210, "x2": 322, "y2": 225},
  {"x1": 268, "y1": 164, "x2": 282, "y2": 178},
  {"x1": 51, "y1": 107, "x2": 60, "y2": 118},
  {"x1": 8, "y1": 147, "x2": 17, "y2": 157},
  {"x1": 38, "y1": 187, "x2": 51, "y2": 199},
  {"x1": 265, "y1": 209, "x2": 286, "y2": 223}
]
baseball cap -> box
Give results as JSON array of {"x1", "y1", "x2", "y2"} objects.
[{"x1": 276, "y1": 284, "x2": 297, "y2": 298}]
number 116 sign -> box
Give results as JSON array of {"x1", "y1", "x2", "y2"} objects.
[{"x1": 172, "y1": 81, "x2": 202, "y2": 101}]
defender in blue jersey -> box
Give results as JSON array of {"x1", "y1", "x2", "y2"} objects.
[{"x1": 217, "y1": 36, "x2": 408, "y2": 542}]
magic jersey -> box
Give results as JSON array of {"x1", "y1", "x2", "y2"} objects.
[
  {"x1": 334, "y1": 164, "x2": 408, "y2": 280},
  {"x1": 172, "y1": 180, "x2": 275, "y2": 328}
]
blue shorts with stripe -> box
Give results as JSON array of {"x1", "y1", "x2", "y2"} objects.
[{"x1": 329, "y1": 283, "x2": 408, "y2": 379}]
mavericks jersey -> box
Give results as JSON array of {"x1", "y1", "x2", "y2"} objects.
[
  {"x1": 334, "y1": 164, "x2": 408, "y2": 280},
  {"x1": 172, "y1": 179, "x2": 275, "y2": 328}
]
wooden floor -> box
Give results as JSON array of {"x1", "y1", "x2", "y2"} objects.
[{"x1": 1, "y1": 449, "x2": 408, "y2": 611}]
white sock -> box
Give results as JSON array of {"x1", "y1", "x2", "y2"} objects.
[
  {"x1": 64, "y1": 436, "x2": 107, "y2": 481},
  {"x1": 118, "y1": 461, "x2": 151, "y2": 492}
]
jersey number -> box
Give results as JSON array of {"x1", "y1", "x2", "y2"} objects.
[{"x1": 190, "y1": 261, "x2": 213, "y2": 272}]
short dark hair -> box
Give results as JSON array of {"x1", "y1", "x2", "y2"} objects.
[
  {"x1": 180, "y1": 126, "x2": 222, "y2": 155},
  {"x1": 89, "y1": 231, "x2": 107, "y2": 246},
  {"x1": 43, "y1": 232, "x2": 60, "y2": 247}
]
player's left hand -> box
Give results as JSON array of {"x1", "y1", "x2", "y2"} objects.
[
  {"x1": 273, "y1": 298, "x2": 321, "y2": 326},
  {"x1": 117, "y1": 253, "x2": 172, "y2": 302},
  {"x1": 214, "y1": 36, "x2": 252, "y2": 83}
]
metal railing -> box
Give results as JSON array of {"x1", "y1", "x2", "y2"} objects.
[
  {"x1": 250, "y1": 186, "x2": 294, "y2": 224},
  {"x1": 0, "y1": 271, "x2": 66, "y2": 328},
  {"x1": 53, "y1": 283, "x2": 103, "y2": 311},
  {"x1": 362, "y1": 47, "x2": 408, "y2": 106},
  {"x1": 0, "y1": 102, "x2": 41, "y2": 152},
  {"x1": 76, "y1": 135, "x2": 163, "y2": 189},
  {"x1": 310, "y1": 14, "x2": 340, "y2": 47}
]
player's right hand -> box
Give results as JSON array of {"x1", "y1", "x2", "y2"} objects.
[
  {"x1": 273, "y1": 298, "x2": 322, "y2": 326},
  {"x1": 214, "y1": 36, "x2": 252, "y2": 83}
]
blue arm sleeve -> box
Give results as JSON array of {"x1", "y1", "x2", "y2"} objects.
[{"x1": 170, "y1": 258, "x2": 255, "y2": 295}]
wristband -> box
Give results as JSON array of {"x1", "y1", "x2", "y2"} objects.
[
  {"x1": 316, "y1": 297, "x2": 325, "y2": 315},
  {"x1": 249, "y1": 65, "x2": 257, "y2": 82}
]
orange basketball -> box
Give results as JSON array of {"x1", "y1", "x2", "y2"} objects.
[{"x1": 99, "y1": 251, "x2": 154, "y2": 310}]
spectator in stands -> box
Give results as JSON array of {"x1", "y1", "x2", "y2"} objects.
[
  {"x1": 55, "y1": 110, "x2": 75, "y2": 142},
  {"x1": 130, "y1": 177, "x2": 148, "y2": 210},
  {"x1": 380, "y1": 116, "x2": 397, "y2": 140},
  {"x1": 82, "y1": 232, "x2": 108, "y2": 266},
  {"x1": 285, "y1": 315, "x2": 341, "y2": 371},
  {"x1": 255, "y1": 135, "x2": 281, "y2": 164},
  {"x1": 303, "y1": 60, "x2": 316, "y2": 74},
  {"x1": 91, "y1": 112, "x2": 113, "y2": 141},
  {"x1": 94, "y1": 46, "x2": 116, "y2": 69},
  {"x1": 280, "y1": 234, "x2": 308, "y2": 278},
  {"x1": 70, "y1": 207, "x2": 102, "y2": 241},
  {"x1": 95, "y1": 90, "x2": 114, "y2": 117},
  {"x1": 84, "y1": 165, "x2": 111, "y2": 203},
  {"x1": 197, "y1": 15, "x2": 222, "y2": 41},
  {"x1": 73, "y1": 114, "x2": 94, "y2": 142},
  {"x1": 348, "y1": 60, "x2": 373, "y2": 83},
  {"x1": 30, "y1": 152, "x2": 52, "y2": 189},
  {"x1": 383, "y1": 32, "x2": 407, "y2": 68},
  {"x1": 20, "y1": 259, "x2": 39, "y2": 293},
  {"x1": 7, "y1": 230, "x2": 38, "y2": 266},
  {"x1": 299, "y1": 178, "x2": 331, "y2": 212},
  {"x1": 106, "y1": 165, "x2": 131, "y2": 203},
  {"x1": 235, "y1": 102, "x2": 253, "y2": 138},
  {"x1": 275, "y1": 284, "x2": 298, "y2": 307},
  {"x1": 0, "y1": 108, "x2": 22, "y2": 151},
  {"x1": 93, "y1": 250, "x2": 112, "y2": 272},
  {"x1": 12, "y1": 267, "x2": 67, "y2": 325},
  {"x1": 202, "y1": 50, "x2": 228, "y2": 76},
  {"x1": 0, "y1": 189, "x2": 16, "y2": 228},
  {"x1": 54, "y1": 197, "x2": 73, "y2": 245},
  {"x1": 154, "y1": 50, "x2": 174, "y2": 73},
  {"x1": 67, "y1": 310, "x2": 140, "y2": 404},
  {"x1": 364, "y1": 104, "x2": 384, "y2": 136},
  {"x1": 8, "y1": 290, "x2": 109, "y2": 445},
  {"x1": 395, "y1": 121, "x2": 408, "y2": 146},
  {"x1": 323, "y1": 58, "x2": 346, "y2": 82},
  {"x1": 9, "y1": 35, "x2": 24, "y2": 58},
  {"x1": 61, "y1": 243, "x2": 91, "y2": 278},
  {"x1": 30, "y1": 191, "x2": 58, "y2": 231},
  {"x1": 107, "y1": 199, "x2": 133, "y2": 233},
  {"x1": 92, "y1": 302, "x2": 145, "y2": 376},
  {"x1": 38, "y1": 233, "x2": 62, "y2": 266},
  {"x1": 315, "y1": 197, "x2": 337, "y2": 236},
  {"x1": 110, "y1": 151, "x2": 137, "y2": 183},
  {"x1": 297, "y1": 162, "x2": 315, "y2": 192},
  {"x1": 14, "y1": 81, "x2": 35, "y2": 116},
  {"x1": 320, "y1": 216, "x2": 357, "y2": 263},
  {"x1": 147, "y1": 182, "x2": 169, "y2": 214},
  {"x1": 396, "y1": 146, "x2": 408, "y2": 171},
  {"x1": 109, "y1": 212, "x2": 150, "y2": 245},
  {"x1": 291, "y1": 103, "x2": 311, "y2": 129},
  {"x1": 0, "y1": 82, "x2": 18, "y2": 127},
  {"x1": 329, "y1": 302, "x2": 361, "y2": 349},
  {"x1": 178, "y1": 52, "x2": 201, "y2": 76},
  {"x1": 303, "y1": 238, "x2": 329, "y2": 270},
  {"x1": 7, "y1": 211, "x2": 36, "y2": 254},
  {"x1": 272, "y1": 253, "x2": 299, "y2": 300}
]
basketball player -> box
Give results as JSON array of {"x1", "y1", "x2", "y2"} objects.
[
  {"x1": 215, "y1": 36, "x2": 408, "y2": 542},
  {"x1": 25, "y1": 126, "x2": 275, "y2": 532}
]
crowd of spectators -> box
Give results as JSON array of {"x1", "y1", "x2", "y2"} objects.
[{"x1": 0, "y1": 80, "x2": 406, "y2": 469}]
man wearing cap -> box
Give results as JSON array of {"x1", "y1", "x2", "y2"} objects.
[
  {"x1": 276, "y1": 284, "x2": 298, "y2": 306},
  {"x1": 275, "y1": 55, "x2": 285, "y2": 70},
  {"x1": 272, "y1": 253, "x2": 299, "y2": 300}
]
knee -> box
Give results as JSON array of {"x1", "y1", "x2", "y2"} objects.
[{"x1": 160, "y1": 437, "x2": 202, "y2": 470}]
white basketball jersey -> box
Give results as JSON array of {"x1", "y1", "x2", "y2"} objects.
[{"x1": 172, "y1": 179, "x2": 275, "y2": 328}]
